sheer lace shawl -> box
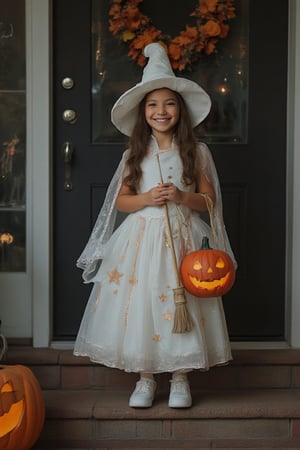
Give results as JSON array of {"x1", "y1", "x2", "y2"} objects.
[
  {"x1": 76, "y1": 150, "x2": 129, "y2": 282},
  {"x1": 197, "y1": 142, "x2": 236, "y2": 267},
  {"x1": 77, "y1": 142, "x2": 236, "y2": 282}
]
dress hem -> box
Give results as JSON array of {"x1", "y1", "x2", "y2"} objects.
[{"x1": 73, "y1": 351, "x2": 232, "y2": 374}]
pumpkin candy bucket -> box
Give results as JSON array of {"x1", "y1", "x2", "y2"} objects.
[
  {"x1": 180, "y1": 236, "x2": 236, "y2": 298},
  {"x1": 0, "y1": 364, "x2": 45, "y2": 450}
]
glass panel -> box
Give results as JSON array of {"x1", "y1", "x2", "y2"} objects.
[
  {"x1": 0, "y1": 93, "x2": 26, "y2": 207},
  {"x1": 0, "y1": 211, "x2": 25, "y2": 271},
  {"x1": 0, "y1": 0, "x2": 26, "y2": 272},
  {"x1": 91, "y1": 0, "x2": 248, "y2": 143},
  {"x1": 0, "y1": 0, "x2": 26, "y2": 90}
]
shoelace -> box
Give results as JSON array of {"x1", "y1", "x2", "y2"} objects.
[
  {"x1": 171, "y1": 380, "x2": 190, "y2": 394},
  {"x1": 135, "y1": 380, "x2": 155, "y2": 393}
]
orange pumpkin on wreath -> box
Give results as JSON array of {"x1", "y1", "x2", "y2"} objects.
[
  {"x1": 0, "y1": 364, "x2": 45, "y2": 450},
  {"x1": 180, "y1": 236, "x2": 235, "y2": 297}
]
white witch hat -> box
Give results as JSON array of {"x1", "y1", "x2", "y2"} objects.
[{"x1": 111, "y1": 43, "x2": 211, "y2": 136}]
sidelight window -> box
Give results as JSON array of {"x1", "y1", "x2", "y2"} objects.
[{"x1": 0, "y1": 0, "x2": 26, "y2": 272}]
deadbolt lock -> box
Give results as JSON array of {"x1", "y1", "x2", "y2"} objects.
[{"x1": 62, "y1": 77, "x2": 75, "y2": 89}]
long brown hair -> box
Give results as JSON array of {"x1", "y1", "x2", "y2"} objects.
[{"x1": 123, "y1": 90, "x2": 199, "y2": 192}]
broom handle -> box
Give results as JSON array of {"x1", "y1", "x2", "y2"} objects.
[{"x1": 156, "y1": 154, "x2": 181, "y2": 287}]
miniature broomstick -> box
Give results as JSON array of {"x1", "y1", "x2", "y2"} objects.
[{"x1": 156, "y1": 154, "x2": 193, "y2": 333}]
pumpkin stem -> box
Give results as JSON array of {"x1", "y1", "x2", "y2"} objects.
[{"x1": 201, "y1": 236, "x2": 212, "y2": 250}]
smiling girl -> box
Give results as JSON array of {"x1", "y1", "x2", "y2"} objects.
[{"x1": 74, "y1": 43, "x2": 236, "y2": 409}]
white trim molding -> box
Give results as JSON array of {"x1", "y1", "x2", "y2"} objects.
[
  {"x1": 27, "y1": 0, "x2": 51, "y2": 347},
  {"x1": 290, "y1": 0, "x2": 300, "y2": 347}
]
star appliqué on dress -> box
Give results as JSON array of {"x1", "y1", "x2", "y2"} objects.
[
  {"x1": 159, "y1": 293, "x2": 167, "y2": 302},
  {"x1": 129, "y1": 276, "x2": 138, "y2": 285},
  {"x1": 163, "y1": 311, "x2": 172, "y2": 321},
  {"x1": 107, "y1": 268, "x2": 123, "y2": 285}
]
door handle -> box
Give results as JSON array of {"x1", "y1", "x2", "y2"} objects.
[{"x1": 62, "y1": 141, "x2": 74, "y2": 190}]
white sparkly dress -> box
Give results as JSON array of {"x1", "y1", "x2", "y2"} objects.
[{"x1": 74, "y1": 137, "x2": 235, "y2": 373}]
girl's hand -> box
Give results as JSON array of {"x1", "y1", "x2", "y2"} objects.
[
  {"x1": 117, "y1": 182, "x2": 183, "y2": 212},
  {"x1": 147, "y1": 183, "x2": 183, "y2": 206},
  {"x1": 146, "y1": 184, "x2": 168, "y2": 206},
  {"x1": 161, "y1": 182, "x2": 183, "y2": 204}
]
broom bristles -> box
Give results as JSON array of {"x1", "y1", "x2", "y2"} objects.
[{"x1": 172, "y1": 287, "x2": 194, "y2": 333}]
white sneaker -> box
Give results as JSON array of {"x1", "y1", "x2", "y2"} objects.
[
  {"x1": 168, "y1": 379, "x2": 192, "y2": 408},
  {"x1": 129, "y1": 378, "x2": 157, "y2": 408}
]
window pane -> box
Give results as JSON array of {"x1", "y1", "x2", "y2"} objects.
[
  {"x1": 0, "y1": 93, "x2": 26, "y2": 208},
  {"x1": 0, "y1": 211, "x2": 25, "y2": 271},
  {"x1": 91, "y1": 0, "x2": 249, "y2": 143},
  {"x1": 0, "y1": 0, "x2": 26, "y2": 90},
  {"x1": 0, "y1": 0, "x2": 26, "y2": 272}
]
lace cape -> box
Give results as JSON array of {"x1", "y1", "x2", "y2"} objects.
[{"x1": 77, "y1": 140, "x2": 236, "y2": 282}]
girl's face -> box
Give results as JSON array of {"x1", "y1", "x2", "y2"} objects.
[{"x1": 144, "y1": 88, "x2": 180, "y2": 136}]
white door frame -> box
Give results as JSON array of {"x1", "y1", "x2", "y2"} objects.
[{"x1": 27, "y1": 0, "x2": 51, "y2": 346}]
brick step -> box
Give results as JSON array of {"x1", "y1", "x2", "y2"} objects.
[
  {"x1": 4, "y1": 347, "x2": 300, "y2": 449},
  {"x1": 4, "y1": 347, "x2": 300, "y2": 391},
  {"x1": 41, "y1": 387, "x2": 300, "y2": 420},
  {"x1": 32, "y1": 387, "x2": 300, "y2": 449}
]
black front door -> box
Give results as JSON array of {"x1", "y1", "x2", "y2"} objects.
[{"x1": 52, "y1": 0, "x2": 288, "y2": 341}]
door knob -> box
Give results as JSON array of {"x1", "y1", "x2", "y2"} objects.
[
  {"x1": 62, "y1": 142, "x2": 74, "y2": 190},
  {"x1": 62, "y1": 109, "x2": 77, "y2": 124}
]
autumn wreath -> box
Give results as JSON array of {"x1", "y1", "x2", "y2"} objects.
[{"x1": 109, "y1": 0, "x2": 236, "y2": 72}]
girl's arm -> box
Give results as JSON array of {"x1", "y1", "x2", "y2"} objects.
[
  {"x1": 158, "y1": 171, "x2": 215, "y2": 213},
  {"x1": 181, "y1": 172, "x2": 216, "y2": 212}
]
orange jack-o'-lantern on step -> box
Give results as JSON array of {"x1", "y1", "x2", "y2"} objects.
[
  {"x1": 0, "y1": 365, "x2": 45, "y2": 450},
  {"x1": 180, "y1": 236, "x2": 235, "y2": 297}
]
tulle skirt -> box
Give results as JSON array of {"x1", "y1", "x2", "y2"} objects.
[{"x1": 73, "y1": 205, "x2": 232, "y2": 373}]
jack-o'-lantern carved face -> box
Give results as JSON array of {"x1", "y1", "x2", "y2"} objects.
[
  {"x1": 0, "y1": 381, "x2": 24, "y2": 437},
  {"x1": 0, "y1": 365, "x2": 45, "y2": 450},
  {"x1": 180, "y1": 236, "x2": 235, "y2": 297}
]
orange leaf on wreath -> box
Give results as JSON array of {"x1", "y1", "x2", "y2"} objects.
[
  {"x1": 202, "y1": 20, "x2": 221, "y2": 37},
  {"x1": 199, "y1": 0, "x2": 218, "y2": 14},
  {"x1": 123, "y1": 30, "x2": 135, "y2": 42},
  {"x1": 205, "y1": 38, "x2": 218, "y2": 55},
  {"x1": 168, "y1": 43, "x2": 183, "y2": 61},
  {"x1": 181, "y1": 25, "x2": 198, "y2": 41},
  {"x1": 131, "y1": 28, "x2": 162, "y2": 50},
  {"x1": 220, "y1": 23, "x2": 230, "y2": 38}
]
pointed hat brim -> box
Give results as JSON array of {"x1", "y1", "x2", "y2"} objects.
[{"x1": 111, "y1": 43, "x2": 211, "y2": 136}]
